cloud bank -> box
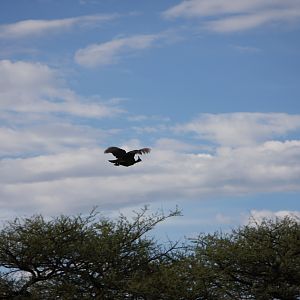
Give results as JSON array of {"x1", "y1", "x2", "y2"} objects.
[
  {"x1": 1, "y1": 125, "x2": 300, "y2": 216},
  {"x1": 0, "y1": 62, "x2": 299, "y2": 218},
  {"x1": 0, "y1": 84, "x2": 300, "y2": 214}
]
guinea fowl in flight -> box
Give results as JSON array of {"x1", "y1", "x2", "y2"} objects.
[{"x1": 104, "y1": 147, "x2": 151, "y2": 167}]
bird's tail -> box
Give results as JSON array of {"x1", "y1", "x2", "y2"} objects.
[
  {"x1": 108, "y1": 159, "x2": 117, "y2": 163},
  {"x1": 108, "y1": 159, "x2": 120, "y2": 166}
]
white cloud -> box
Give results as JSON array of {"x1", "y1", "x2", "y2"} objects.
[
  {"x1": 0, "y1": 60, "x2": 123, "y2": 118},
  {"x1": 1, "y1": 65, "x2": 300, "y2": 221},
  {"x1": 163, "y1": 0, "x2": 297, "y2": 18},
  {"x1": 0, "y1": 124, "x2": 106, "y2": 156},
  {"x1": 1, "y1": 137, "x2": 300, "y2": 215},
  {"x1": 155, "y1": 138, "x2": 200, "y2": 152},
  {"x1": 0, "y1": 59, "x2": 58, "y2": 100},
  {"x1": 75, "y1": 34, "x2": 162, "y2": 67},
  {"x1": 175, "y1": 113, "x2": 300, "y2": 146},
  {"x1": 205, "y1": 9, "x2": 300, "y2": 33},
  {"x1": 247, "y1": 209, "x2": 300, "y2": 224},
  {"x1": 163, "y1": 0, "x2": 300, "y2": 32},
  {"x1": 0, "y1": 148, "x2": 106, "y2": 184},
  {"x1": 0, "y1": 14, "x2": 118, "y2": 39},
  {"x1": 0, "y1": 59, "x2": 124, "y2": 157}
]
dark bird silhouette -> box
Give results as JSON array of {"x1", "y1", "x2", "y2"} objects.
[{"x1": 104, "y1": 146, "x2": 151, "y2": 167}]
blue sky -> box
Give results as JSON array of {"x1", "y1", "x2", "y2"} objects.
[{"x1": 0, "y1": 0, "x2": 300, "y2": 239}]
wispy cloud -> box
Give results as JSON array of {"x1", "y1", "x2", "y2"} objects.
[
  {"x1": 231, "y1": 44, "x2": 261, "y2": 53},
  {"x1": 0, "y1": 14, "x2": 118, "y2": 39},
  {"x1": 75, "y1": 33, "x2": 162, "y2": 67},
  {"x1": 163, "y1": 0, "x2": 300, "y2": 32}
]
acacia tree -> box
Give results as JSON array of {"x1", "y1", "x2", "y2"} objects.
[
  {"x1": 0, "y1": 207, "x2": 181, "y2": 299},
  {"x1": 134, "y1": 216, "x2": 300, "y2": 300},
  {"x1": 1, "y1": 208, "x2": 300, "y2": 300},
  {"x1": 191, "y1": 216, "x2": 300, "y2": 300}
]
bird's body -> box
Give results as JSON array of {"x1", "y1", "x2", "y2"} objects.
[{"x1": 104, "y1": 147, "x2": 151, "y2": 167}]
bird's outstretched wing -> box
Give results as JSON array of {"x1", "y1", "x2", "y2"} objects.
[
  {"x1": 104, "y1": 147, "x2": 127, "y2": 158},
  {"x1": 128, "y1": 148, "x2": 151, "y2": 155}
]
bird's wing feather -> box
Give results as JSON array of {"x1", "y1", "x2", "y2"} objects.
[
  {"x1": 128, "y1": 148, "x2": 151, "y2": 155},
  {"x1": 104, "y1": 147, "x2": 127, "y2": 158}
]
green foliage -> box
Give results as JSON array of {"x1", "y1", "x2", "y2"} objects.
[
  {"x1": 191, "y1": 217, "x2": 300, "y2": 299},
  {"x1": 0, "y1": 207, "x2": 181, "y2": 299},
  {"x1": 0, "y1": 208, "x2": 300, "y2": 300}
]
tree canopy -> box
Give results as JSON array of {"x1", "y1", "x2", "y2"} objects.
[{"x1": 0, "y1": 207, "x2": 299, "y2": 299}]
